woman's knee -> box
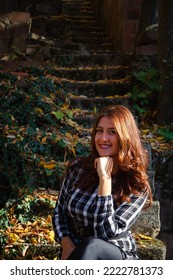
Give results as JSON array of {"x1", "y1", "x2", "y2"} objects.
[
  {"x1": 80, "y1": 236, "x2": 101, "y2": 249},
  {"x1": 80, "y1": 237, "x2": 124, "y2": 260}
]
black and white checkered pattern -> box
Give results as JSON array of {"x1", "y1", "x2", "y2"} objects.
[{"x1": 52, "y1": 159, "x2": 148, "y2": 260}]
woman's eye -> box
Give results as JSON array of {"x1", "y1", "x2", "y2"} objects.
[
  {"x1": 96, "y1": 129, "x2": 102, "y2": 133},
  {"x1": 109, "y1": 130, "x2": 116, "y2": 134}
]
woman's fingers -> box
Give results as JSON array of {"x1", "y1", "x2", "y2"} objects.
[{"x1": 94, "y1": 157, "x2": 113, "y2": 178}]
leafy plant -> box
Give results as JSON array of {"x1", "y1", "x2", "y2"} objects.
[
  {"x1": 0, "y1": 189, "x2": 58, "y2": 259},
  {"x1": 0, "y1": 67, "x2": 89, "y2": 195},
  {"x1": 130, "y1": 67, "x2": 162, "y2": 116},
  {"x1": 157, "y1": 124, "x2": 173, "y2": 142}
]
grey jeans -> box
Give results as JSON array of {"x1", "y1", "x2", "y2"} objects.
[{"x1": 67, "y1": 236, "x2": 124, "y2": 260}]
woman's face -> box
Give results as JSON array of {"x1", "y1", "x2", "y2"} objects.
[{"x1": 94, "y1": 116, "x2": 120, "y2": 159}]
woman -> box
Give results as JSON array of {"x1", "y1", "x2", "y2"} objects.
[{"x1": 52, "y1": 105, "x2": 152, "y2": 260}]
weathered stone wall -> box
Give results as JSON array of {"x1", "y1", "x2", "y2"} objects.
[
  {"x1": 91, "y1": 0, "x2": 143, "y2": 53},
  {"x1": 153, "y1": 151, "x2": 173, "y2": 259},
  {"x1": 0, "y1": 11, "x2": 31, "y2": 54},
  {"x1": 0, "y1": 0, "x2": 62, "y2": 15}
]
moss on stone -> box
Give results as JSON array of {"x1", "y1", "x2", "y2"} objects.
[{"x1": 137, "y1": 237, "x2": 166, "y2": 260}]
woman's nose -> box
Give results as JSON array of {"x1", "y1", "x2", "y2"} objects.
[{"x1": 101, "y1": 132, "x2": 108, "y2": 141}]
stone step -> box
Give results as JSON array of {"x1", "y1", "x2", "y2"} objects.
[
  {"x1": 63, "y1": 9, "x2": 94, "y2": 17},
  {"x1": 63, "y1": 2, "x2": 92, "y2": 8},
  {"x1": 70, "y1": 95, "x2": 130, "y2": 110},
  {"x1": 1, "y1": 199, "x2": 164, "y2": 259},
  {"x1": 50, "y1": 65, "x2": 130, "y2": 80},
  {"x1": 65, "y1": 16, "x2": 96, "y2": 23},
  {"x1": 26, "y1": 45, "x2": 124, "y2": 66},
  {"x1": 67, "y1": 30, "x2": 108, "y2": 38},
  {"x1": 137, "y1": 238, "x2": 166, "y2": 260},
  {"x1": 66, "y1": 36, "x2": 114, "y2": 45},
  {"x1": 73, "y1": 113, "x2": 95, "y2": 128},
  {"x1": 58, "y1": 78, "x2": 132, "y2": 97},
  {"x1": 1, "y1": 0, "x2": 166, "y2": 262},
  {"x1": 27, "y1": 41, "x2": 116, "y2": 57},
  {"x1": 63, "y1": 2, "x2": 92, "y2": 9},
  {"x1": 63, "y1": 0, "x2": 92, "y2": 3},
  {"x1": 65, "y1": 15, "x2": 96, "y2": 22},
  {"x1": 54, "y1": 53, "x2": 126, "y2": 67},
  {"x1": 65, "y1": 18, "x2": 104, "y2": 29},
  {"x1": 132, "y1": 201, "x2": 160, "y2": 237},
  {"x1": 62, "y1": 0, "x2": 92, "y2": 5},
  {"x1": 31, "y1": 18, "x2": 104, "y2": 40},
  {"x1": 63, "y1": 11, "x2": 94, "y2": 19},
  {"x1": 71, "y1": 95, "x2": 128, "y2": 128},
  {"x1": 57, "y1": 42, "x2": 115, "y2": 52},
  {"x1": 68, "y1": 24, "x2": 104, "y2": 33},
  {"x1": 3, "y1": 239, "x2": 166, "y2": 260},
  {"x1": 63, "y1": 6, "x2": 93, "y2": 12}
]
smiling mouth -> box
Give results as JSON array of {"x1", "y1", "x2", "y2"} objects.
[{"x1": 99, "y1": 144, "x2": 111, "y2": 149}]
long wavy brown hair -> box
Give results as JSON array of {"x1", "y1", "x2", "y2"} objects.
[{"x1": 68, "y1": 105, "x2": 152, "y2": 207}]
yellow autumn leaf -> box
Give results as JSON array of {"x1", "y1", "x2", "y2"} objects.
[
  {"x1": 61, "y1": 104, "x2": 69, "y2": 110},
  {"x1": 8, "y1": 233, "x2": 20, "y2": 244},
  {"x1": 32, "y1": 221, "x2": 38, "y2": 227},
  {"x1": 11, "y1": 115, "x2": 15, "y2": 121},
  {"x1": 33, "y1": 255, "x2": 48, "y2": 260},
  {"x1": 10, "y1": 218, "x2": 18, "y2": 225},
  {"x1": 9, "y1": 205, "x2": 15, "y2": 216},
  {"x1": 26, "y1": 221, "x2": 32, "y2": 226},
  {"x1": 48, "y1": 230, "x2": 55, "y2": 242},
  {"x1": 24, "y1": 197, "x2": 31, "y2": 202},
  {"x1": 38, "y1": 161, "x2": 57, "y2": 170},
  {"x1": 71, "y1": 146, "x2": 76, "y2": 156},
  {"x1": 156, "y1": 136, "x2": 164, "y2": 141},
  {"x1": 13, "y1": 229, "x2": 25, "y2": 233},
  {"x1": 43, "y1": 163, "x2": 57, "y2": 170},
  {"x1": 18, "y1": 239, "x2": 25, "y2": 243},
  {"x1": 38, "y1": 161, "x2": 44, "y2": 166},
  {"x1": 50, "y1": 93, "x2": 55, "y2": 99},
  {"x1": 41, "y1": 136, "x2": 47, "y2": 144},
  {"x1": 31, "y1": 237, "x2": 38, "y2": 244},
  {"x1": 46, "y1": 215, "x2": 52, "y2": 224},
  {"x1": 24, "y1": 226, "x2": 32, "y2": 232},
  {"x1": 94, "y1": 107, "x2": 97, "y2": 114},
  {"x1": 34, "y1": 107, "x2": 43, "y2": 115},
  {"x1": 138, "y1": 234, "x2": 153, "y2": 240},
  {"x1": 39, "y1": 227, "x2": 49, "y2": 233}
]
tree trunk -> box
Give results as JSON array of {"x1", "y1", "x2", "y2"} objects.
[{"x1": 157, "y1": 0, "x2": 173, "y2": 124}]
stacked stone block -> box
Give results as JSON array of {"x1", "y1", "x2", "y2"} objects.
[{"x1": 0, "y1": 11, "x2": 31, "y2": 54}]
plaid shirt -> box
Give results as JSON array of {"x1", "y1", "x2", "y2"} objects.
[{"x1": 52, "y1": 159, "x2": 148, "y2": 260}]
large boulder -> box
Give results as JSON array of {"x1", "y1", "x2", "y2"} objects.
[
  {"x1": 131, "y1": 200, "x2": 161, "y2": 238},
  {"x1": 0, "y1": 11, "x2": 31, "y2": 54}
]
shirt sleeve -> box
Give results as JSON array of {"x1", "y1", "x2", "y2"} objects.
[
  {"x1": 52, "y1": 167, "x2": 73, "y2": 243},
  {"x1": 93, "y1": 191, "x2": 148, "y2": 240}
]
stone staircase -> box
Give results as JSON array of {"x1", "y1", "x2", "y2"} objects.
[
  {"x1": 31, "y1": 0, "x2": 166, "y2": 259},
  {"x1": 1, "y1": 0, "x2": 166, "y2": 259}
]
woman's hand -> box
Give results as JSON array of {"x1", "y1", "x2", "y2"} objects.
[
  {"x1": 61, "y1": 237, "x2": 76, "y2": 260},
  {"x1": 94, "y1": 157, "x2": 113, "y2": 196},
  {"x1": 94, "y1": 157, "x2": 113, "y2": 179}
]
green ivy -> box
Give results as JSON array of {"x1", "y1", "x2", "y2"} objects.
[
  {"x1": 0, "y1": 67, "x2": 89, "y2": 196},
  {"x1": 157, "y1": 124, "x2": 173, "y2": 142},
  {"x1": 130, "y1": 67, "x2": 162, "y2": 115}
]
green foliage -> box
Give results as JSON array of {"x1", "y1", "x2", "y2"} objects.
[
  {"x1": 0, "y1": 188, "x2": 57, "y2": 258},
  {"x1": 0, "y1": 67, "x2": 89, "y2": 195},
  {"x1": 157, "y1": 124, "x2": 173, "y2": 142},
  {"x1": 130, "y1": 67, "x2": 162, "y2": 115}
]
